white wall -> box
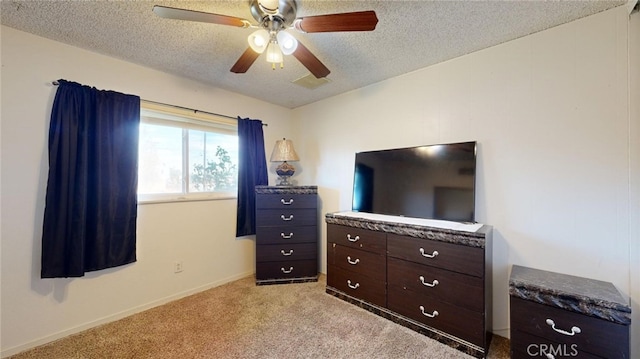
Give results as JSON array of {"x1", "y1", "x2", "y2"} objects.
[
  {"x1": 0, "y1": 26, "x2": 293, "y2": 356},
  {"x1": 628, "y1": 6, "x2": 640, "y2": 357},
  {"x1": 294, "y1": 5, "x2": 638, "y2": 351}
]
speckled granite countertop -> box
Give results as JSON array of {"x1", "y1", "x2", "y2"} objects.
[
  {"x1": 255, "y1": 185, "x2": 317, "y2": 194},
  {"x1": 509, "y1": 265, "x2": 631, "y2": 325},
  {"x1": 325, "y1": 211, "x2": 490, "y2": 248}
]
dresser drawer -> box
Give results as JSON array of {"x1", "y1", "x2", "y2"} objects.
[
  {"x1": 327, "y1": 224, "x2": 386, "y2": 255},
  {"x1": 257, "y1": 243, "x2": 316, "y2": 262},
  {"x1": 327, "y1": 265, "x2": 386, "y2": 307},
  {"x1": 387, "y1": 234, "x2": 484, "y2": 277},
  {"x1": 510, "y1": 329, "x2": 601, "y2": 359},
  {"x1": 510, "y1": 297, "x2": 630, "y2": 358},
  {"x1": 256, "y1": 208, "x2": 317, "y2": 227},
  {"x1": 328, "y1": 244, "x2": 385, "y2": 282},
  {"x1": 387, "y1": 257, "x2": 483, "y2": 312},
  {"x1": 256, "y1": 260, "x2": 317, "y2": 281},
  {"x1": 256, "y1": 193, "x2": 317, "y2": 209},
  {"x1": 388, "y1": 289, "x2": 484, "y2": 347},
  {"x1": 256, "y1": 225, "x2": 316, "y2": 244}
]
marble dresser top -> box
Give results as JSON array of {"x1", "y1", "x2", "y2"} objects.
[
  {"x1": 325, "y1": 211, "x2": 490, "y2": 248},
  {"x1": 255, "y1": 185, "x2": 317, "y2": 194},
  {"x1": 509, "y1": 265, "x2": 631, "y2": 325}
]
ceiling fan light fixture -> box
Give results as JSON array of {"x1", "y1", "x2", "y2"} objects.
[
  {"x1": 276, "y1": 31, "x2": 298, "y2": 55},
  {"x1": 266, "y1": 41, "x2": 284, "y2": 64},
  {"x1": 153, "y1": 1, "x2": 378, "y2": 77},
  {"x1": 248, "y1": 29, "x2": 270, "y2": 53}
]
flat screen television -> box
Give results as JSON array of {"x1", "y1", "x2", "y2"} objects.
[{"x1": 352, "y1": 141, "x2": 477, "y2": 222}]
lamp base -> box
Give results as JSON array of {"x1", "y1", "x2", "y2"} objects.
[
  {"x1": 275, "y1": 161, "x2": 295, "y2": 186},
  {"x1": 276, "y1": 175, "x2": 293, "y2": 186}
]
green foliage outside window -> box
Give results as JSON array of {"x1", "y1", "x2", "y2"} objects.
[{"x1": 191, "y1": 146, "x2": 237, "y2": 191}]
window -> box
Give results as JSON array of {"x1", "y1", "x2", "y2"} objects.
[{"x1": 138, "y1": 101, "x2": 238, "y2": 203}]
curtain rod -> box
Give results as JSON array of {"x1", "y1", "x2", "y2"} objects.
[{"x1": 51, "y1": 81, "x2": 267, "y2": 126}]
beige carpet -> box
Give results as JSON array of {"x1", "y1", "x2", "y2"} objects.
[{"x1": 9, "y1": 275, "x2": 510, "y2": 358}]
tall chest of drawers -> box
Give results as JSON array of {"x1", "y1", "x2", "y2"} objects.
[
  {"x1": 326, "y1": 212, "x2": 492, "y2": 358},
  {"x1": 509, "y1": 265, "x2": 631, "y2": 359},
  {"x1": 255, "y1": 186, "x2": 318, "y2": 285}
]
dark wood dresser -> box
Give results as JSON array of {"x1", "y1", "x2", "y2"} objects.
[
  {"x1": 509, "y1": 265, "x2": 631, "y2": 359},
  {"x1": 326, "y1": 212, "x2": 492, "y2": 358},
  {"x1": 255, "y1": 185, "x2": 318, "y2": 285}
]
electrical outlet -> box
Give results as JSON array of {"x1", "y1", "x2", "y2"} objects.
[{"x1": 174, "y1": 261, "x2": 183, "y2": 273}]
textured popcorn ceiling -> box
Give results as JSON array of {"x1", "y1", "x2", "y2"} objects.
[{"x1": 0, "y1": 0, "x2": 626, "y2": 109}]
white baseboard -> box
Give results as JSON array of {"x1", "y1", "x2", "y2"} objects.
[
  {"x1": 1, "y1": 271, "x2": 254, "y2": 358},
  {"x1": 492, "y1": 328, "x2": 510, "y2": 339}
]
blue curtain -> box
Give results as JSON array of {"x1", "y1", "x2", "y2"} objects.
[
  {"x1": 41, "y1": 80, "x2": 140, "y2": 278},
  {"x1": 236, "y1": 117, "x2": 268, "y2": 237}
]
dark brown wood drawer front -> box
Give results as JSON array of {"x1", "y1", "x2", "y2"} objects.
[
  {"x1": 327, "y1": 265, "x2": 386, "y2": 307},
  {"x1": 387, "y1": 234, "x2": 484, "y2": 277},
  {"x1": 510, "y1": 297, "x2": 630, "y2": 359},
  {"x1": 256, "y1": 208, "x2": 317, "y2": 227},
  {"x1": 387, "y1": 257, "x2": 483, "y2": 312},
  {"x1": 256, "y1": 243, "x2": 317, "y2": 262},
  {"x1": 388, "y1": 288, "x2": 484, "y2": 347},
  {"x1": 510, "y1": 330, "x2": 601, "y2": 359},
  {"x1": 256, "y1": 260, "x2": 316, "y2": 281},
  {"x1": 256, "y1": 193, "x2": 316, "y2": 209},
  {"x1": 256, "y1": 225, "x2": 316, "y2": 244},
  {"x1": 329, "y1": 244, "x2": 385, "y2": 282},
  {"x1": 327, "y1": 224, "x2": 386, "y2": 254}
]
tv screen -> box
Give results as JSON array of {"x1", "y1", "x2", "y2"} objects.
[{"x1": 352, "y1": 141, "x2": 477, "y2": 222}]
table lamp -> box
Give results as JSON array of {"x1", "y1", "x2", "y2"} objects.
[{"x1": 270, "y1": 138, "x2": 300, "y2": 186}]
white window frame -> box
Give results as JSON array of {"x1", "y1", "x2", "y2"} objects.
[{"x1": 138, "y1": 101, "x2": 238, "y2": 204}]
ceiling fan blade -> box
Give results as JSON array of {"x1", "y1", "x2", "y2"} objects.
[
  {"x1": 293, "y1": 41, "x2": 330, "y2": 78},
  {"x1": 230, "y1": 48, "x2": 260, "y2": 74},
  {"x1": 153, "y1": 5, "x2": 250, "y2": 28},
  {"x1": 294, "y1": 11, "x2": 378, "y2": 33}
]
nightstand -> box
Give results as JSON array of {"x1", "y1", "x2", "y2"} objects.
[{"x1": 509, "y1": 265, "x2": 631, "y2": 358}]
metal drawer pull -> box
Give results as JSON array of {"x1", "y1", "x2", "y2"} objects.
[
  {"x1": 281, "y1": 198, "x2": 294, "y2": 205},
  {"x1": 347, "y1": 280, "x2": 360, "y2": 289},
  {"x1": 419, "y1": 248, "x2": 439, "y2": 258},
  {"x1": 419, "y1": 306, "x2": 439, "y2": 318},
  {"x1": 281, "y1": 249, "x2": 294, "y2": 256},
  {"x1": 545, "y1": 319, "x2": 581, "y2": 336},
  {"x1": 347, "y1": 256, "x2": 360, "y2": 265},
  {"x1": 280, "y1": 214, "x2": 294, "y2": 221},
  {"x1": 419, "y1": 276, "x2": 439, "y2": 287},
  {"x1": 281, "y1": 267, "x2": 294, "y2": 274},
  {"x1": 347, "y1": 234, "x2": 360, "y2": 242},
  {"x1": 281, "y1": 232, "x2": 294, "y2": 239}
]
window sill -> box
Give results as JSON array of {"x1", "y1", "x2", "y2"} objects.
[{"x1": 138, "y1": 192, "x2": 237, "y2": 205}]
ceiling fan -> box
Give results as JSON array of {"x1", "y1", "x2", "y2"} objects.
[{"x1": 152, "y1": 0, "x2": 378, "y2": 78}]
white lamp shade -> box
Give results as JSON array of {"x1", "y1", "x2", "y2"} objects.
[
  {"x1": 265, "y1": 41, "x2": 284, "y2": 63},
  {"x1": 270, "y1": 138, "x2": 300, "y2": 162},
  {"x1": 276, "y1": 31, "x2": 298, "y2": 55},
  {"x1": 248, "y1": 29, "x2": 269, "y2": 54}
]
